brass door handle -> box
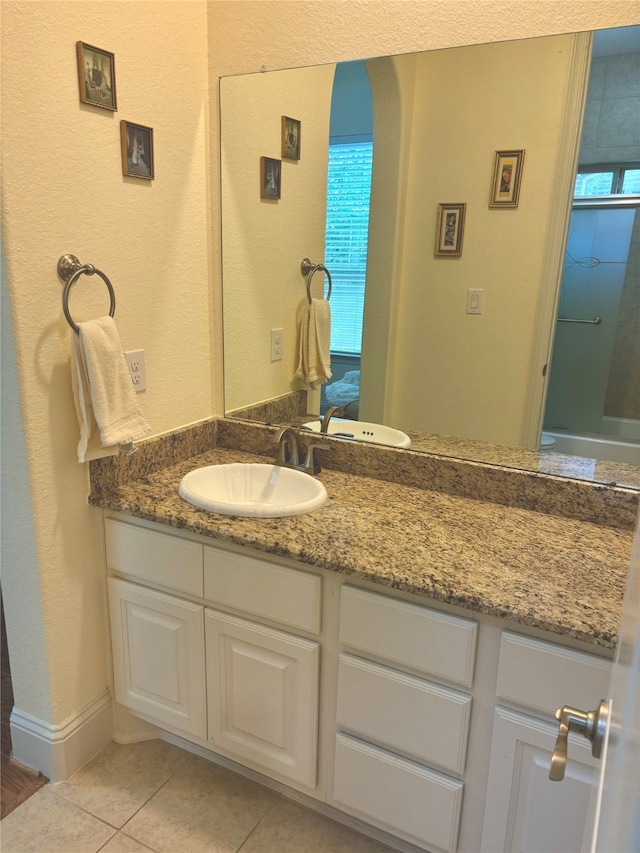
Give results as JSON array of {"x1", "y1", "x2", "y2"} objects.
[{"x1": 549, "y1": 699, "x2": 609, "y2": 781}]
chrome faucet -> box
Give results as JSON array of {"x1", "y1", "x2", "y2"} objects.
[
  {"x1": 320, "y1": 406, "x2": 345, "y2": 434},
  {"x1": 274, "y1": 427, "x2": 300, "y2": 468},
  {"x1": 273, "y1": 427, "x2": 329, "y2": 475}
]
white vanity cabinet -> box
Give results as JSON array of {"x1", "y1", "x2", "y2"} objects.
[
  {"x1": 203, "y1": 545, "x2": 321, "y2": 789},
  {"x1": 106, "y1": 519, "x2": 207, "y2": 739},
  {"x1": 332, "y1": 585, "x2": 477, "y2": 853},
  {"x1": 105, "y1": 517, "x2": 321, "y2": 790},
  {"x1": 104, "y1": 513, "x2": 616, "y2": 853},
  {"x1": 481, "y1": 632, "x2": 612, "y2": 853}
]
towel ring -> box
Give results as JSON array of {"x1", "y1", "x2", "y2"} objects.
[
  {"x1": 305, "y1": 264, "x2": 332, "y2": 304},
  {"x1": 58, "y1": 254, "x2": 116, "y2": 334}
]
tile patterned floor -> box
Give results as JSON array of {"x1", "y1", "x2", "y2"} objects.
[{"x1": 0, "y1": 740, "x2": 397, "y2": 853}]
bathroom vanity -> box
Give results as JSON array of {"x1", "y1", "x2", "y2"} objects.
[{"x1": 91, "y1": 418, "x2": 636, "y2": 853}]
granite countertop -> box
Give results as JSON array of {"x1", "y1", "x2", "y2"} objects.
[{"x1": 90, "y1": 421, "x2": 637, "y2": 651}]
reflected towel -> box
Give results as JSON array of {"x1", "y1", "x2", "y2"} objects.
[
  {"x1": 71, "y1": 316, "x2": 151, "y2": 463},
  {"x1": 295, "y1": 298, "x2": 332, "y2": 389}
]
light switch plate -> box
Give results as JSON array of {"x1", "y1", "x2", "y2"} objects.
[{"x1": 466, "y1": 289, "x2": 484, "y2": 315}]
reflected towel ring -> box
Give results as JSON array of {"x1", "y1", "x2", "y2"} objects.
[
  {"x1": 306, "y1": 264, "x2": 332, "y2": 304},
  {"x1": 58, "y1": 254, "x2": 116, "y2": 334}
]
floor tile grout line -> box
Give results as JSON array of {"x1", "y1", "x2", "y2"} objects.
[
  {"x1": 235, "y1": 792, "x2": 283, "y2": 853},
  {"x1": 50, "y1": 747, "x2": 189, "y2": 833},
  {"x1": 115, "y1": 761, "x2": 190, "y2": 839},
  {"x1": 95, "y1": 828, "x2": 159, "y2": 853},
  {"x1": 39, "y1": 758, "x2": 183, "y2": 836},
  {"x1": 32, "y1": 784, "x2": 121, "y2": 831}
]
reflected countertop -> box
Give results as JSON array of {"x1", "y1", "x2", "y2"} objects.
[{"x1": 405, "y1": 431, "x2": 640, "y2": 490}]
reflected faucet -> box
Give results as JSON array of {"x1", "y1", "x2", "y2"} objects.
[
  {"x1": 320, "y1": 406, "x2": 345, "y2": 434},
  {"x1": 273, "y1": 426, "x2": 329, "y2": 475}
]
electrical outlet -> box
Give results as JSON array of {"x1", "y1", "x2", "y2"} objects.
[
  {"x1": 124, "y1": 349, "x2": 146, "y2": 391},
  {"x1": 271, "y1": 328, "x2": 283, "y2": 362}
]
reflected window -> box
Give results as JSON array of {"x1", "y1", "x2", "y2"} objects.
[
  {"x1": 325, "y1": 60, "x2": 373, "y2": 358},
  {"x1": 575, "y1": 164, "x2": 640, "y2": 197},
  {"x1": 325, "y1": 139, "x2": 372, "y2": 355}
]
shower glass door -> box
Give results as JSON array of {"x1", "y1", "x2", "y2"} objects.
[{"x1": 544, "y1": 205, "x2": 636, "y2": 436}]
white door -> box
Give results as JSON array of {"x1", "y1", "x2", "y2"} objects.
[{"x1": 583, "y1": 520, "x2": 640, "y2": 851}]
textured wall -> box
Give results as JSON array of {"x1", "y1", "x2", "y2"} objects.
[{"x1": 1, "y1": 1, "x2": 211, "y2": 723}]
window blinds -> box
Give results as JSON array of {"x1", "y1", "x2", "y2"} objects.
[{"x1": 325, "y1": 141, "x2": 373, "y2": 355}]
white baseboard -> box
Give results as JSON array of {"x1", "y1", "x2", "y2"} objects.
[{"x1": 10, "y1": 690, "x2": 113, "y2": 782}]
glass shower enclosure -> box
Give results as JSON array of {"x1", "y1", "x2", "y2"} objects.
[{"x1": 543, "y1": 202, "x2": 639, "y2": 463}]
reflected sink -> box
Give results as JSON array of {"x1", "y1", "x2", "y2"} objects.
[
  {"x1": 303, "y1": 418, "x2": 411, "y2": 449},
  {"x1": 178, "y1": 463, "x2": 328, "y2": 517}
]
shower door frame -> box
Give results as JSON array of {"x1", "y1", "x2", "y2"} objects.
[{"x1": 520, "y1": 31, "x2": 594, "y2": 451}]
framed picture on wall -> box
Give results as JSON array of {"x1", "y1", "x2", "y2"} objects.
[
  {"x1": 260, "y1": 156, "x2": 281, "y2": 199},
  {"x1": 489, "y1": 149, "x2": 525, "y2": 207},
  {"x1": 434, "y1": 203, "x2": 466, "y2": 256},
  {"x1": 76, "y1": 42, "x2": 117, "y2": 111},
  {"x1": 281, "y1": 116, "x2": 301, "y2": 160},
  {"x1": 120, "y1": 121, "x2": 154, "y2": 180}
]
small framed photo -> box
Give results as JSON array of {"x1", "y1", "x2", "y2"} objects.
[
  {"x1": 434, "y1": 203, "x2": 466, "y2": 256},
  {"x1": 489, "y1": 149, "x2": 525, "y2": 207},
  {"x1": 120, "y1": 121, "x2": 154, "y2": 180},
  {"x1": 76, "y1": 41, "x2": 117, "y2": 111},
  {"x1": 260, "y1": 156, "x2": 281, "y2": 199},
  {"x1": 281, "y1": 116, "x2": 301, "y2": 160}
]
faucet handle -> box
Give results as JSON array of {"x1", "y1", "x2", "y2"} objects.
[{"x1": 303, "y1": 441, "x2": 330, "y2": 475}]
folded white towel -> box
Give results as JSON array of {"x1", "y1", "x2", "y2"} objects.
[
  {"x1": 295, "y1": 298, "x2": 332, "y2": 389},
  {"x1": 71, "y1": 316, "x2": 151, "y2": 463}
]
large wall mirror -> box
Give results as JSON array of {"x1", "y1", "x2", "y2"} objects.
[{"x1": 220, "y1": 27, "x2": 640, "y2": 488}]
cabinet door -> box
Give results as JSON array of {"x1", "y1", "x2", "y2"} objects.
[
  {"x1": 481, "y1": 706, "x2": 599, "y2": 853},
  {"x1": 205, "y1": 610, "x2": 319, "y2": 789},
  {"x1": 108, "y1": 578, "x2": 206, "y2": 738}
]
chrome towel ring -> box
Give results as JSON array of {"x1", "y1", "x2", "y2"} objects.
[
  {"x1": 58, "y1": 254, "x2": 116, "y2": 334},
  {"x1": 300, "y1": 257, "x2": 332, "y2": 304}
]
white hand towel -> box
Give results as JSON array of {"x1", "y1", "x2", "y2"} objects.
[
  {"x1": 70, "y1": 316, "x2": 151, "y2": 463},
  {"x1": 295, "y1": 298, "x2": 332, "y2": 389}
]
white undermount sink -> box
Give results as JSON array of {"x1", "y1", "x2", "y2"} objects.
[
  {"x1": 303, "y1": 418, "x2": 411, "y2": 449},
  {"x1": 178, "y1": 463, "x2": 328, "y2": 518}
]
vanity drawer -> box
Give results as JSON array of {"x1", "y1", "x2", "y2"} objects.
[
  {"x1": 105, "y1": 519, "x2": 203, "y2": 597},
  {"x1": 339, "y1": 586, "x2": 477, "y2": 688},
  {"x1": 337, "y1": 653, "x2": 471, "y2": 774},
  {"x1": 204, "y1": 546, "x2": 322, "y2": 634},
  {"x1": 333, "y1": 732, "x2": 463, "y2": 853},
  {"x1": 496, "y1": 632, "x2": 611, "y2": 718}
]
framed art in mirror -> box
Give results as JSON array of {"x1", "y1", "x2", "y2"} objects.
[
  {"x1": 120, "y1": 121, "x2": 154, "y2": 180},
  {"x1": 434, "y1": 203, "x2": 466, "y2": 256},
  {"x1": 261, "y1": 156, "x2": 281, "y2": 199},
  {"x1": 489, "y1": 149, "x2": 525, "y2": 207},
  {"x1": 76, "y1": 41, "x2": 117, "y2": 111},
  {"x1": 282, "y1": 116, "x2": 301, "y2": 160}
]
